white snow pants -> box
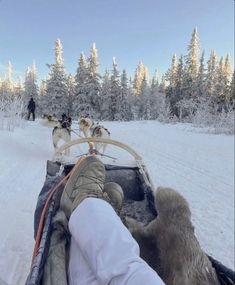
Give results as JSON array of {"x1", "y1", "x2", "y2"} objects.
[{"x1": 68, "y1": 197, "x2": 165, "y2": 285}]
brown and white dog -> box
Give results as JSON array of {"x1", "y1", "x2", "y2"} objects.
[
  {"x1": 41, "y1": 114, "x2": 72, "y2": 155},
  {"x1": 125, "y1": 187, "x2": 220, "y2": 285},
  {"x1": 78, "y1": 117, "x2": 110, "y2": 153},
  {"x1": 78, "y1": 117, "x2": 93, "y2": 138}
]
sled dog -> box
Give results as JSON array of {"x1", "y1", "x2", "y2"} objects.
[
  {"x1": 126, "y1": 187, "x2": 220, "y2": 285},
  {"x1": 78, "y1": 117, "x2": 94, "y2": 138},
  {"x1": 41, "y1": 114, "x2": 59, "y2": 128},
  {"x1": 41, "y1": 114, "x2": 72, "y2": 155},
  {"x1": 78, "y1": 117, "x2": 110, "y2": 153}
]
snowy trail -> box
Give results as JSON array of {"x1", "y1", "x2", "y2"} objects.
[
  {"x1": 0, "y1": 120, "x2": 234, "y2": 284},
  {"x1": 0, "y1": 122, "x2": 52, "y2": 285}
]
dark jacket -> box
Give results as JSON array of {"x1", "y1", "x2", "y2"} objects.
[{"x1": 28, "y1": 98, "x2": 36, "y2": 111}]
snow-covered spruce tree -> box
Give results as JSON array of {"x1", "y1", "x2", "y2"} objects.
[
  {"x1": 99, "y1": 69, "x2": 111, "y2": 120},
  {"x1": 184, "y1": 27, "x2": 200, "y2": 99},
  {"x1": 67, "y1": 74, "x2": 76, "y2": 117},
  {"x1": 197, "y1": 51, "x2": 206, "y2": 98},
  {"x1": 86, "y1": 43, "x2": 101, "y2": 119},
  {"x1": 126, "y1": 77, "x2": 136, "y2": 120},
  {"x1": 110, "y1": 58, "x2": 121, "y2": 121},
  {"x1": 74, "y1": 52, "x2": 88, "y2": 118},
  {"x1": 158, "y1": 75, "x2": 166, "y2": 94},
  {"x1": 148, "y1": 71, "x2": 171, "y2": 122},
  {"x1": 205, "y1": 50, "x2": 217, "y2": 110},
  {"x1": 215, "y1": 57, "x2": 227, "y2": 111},
  {"x1": 133, "y1": 62, "x2": 148, "y2": 96},
  {"x1": 23, "y1": 62, "x2": 38, "y2": 111},
  {"x1": 139, "y1": 73, "x2": 151, "y2": 120},
  {"x1": 224, "y1": 55, "x2": 233, "y2": 107},
  {"x1": 115, "y1": 69, "x2": 132, "y2": 121},
  {"x1": 166, "y1": 54, "x2": 177, "y2": 88},
  {"x1": 148, "y1": 71, "x2": 159, "y2": 119},
  {"x1": 44, "y1": 39, "x2": 68, "y2": 117},
  {"x1": 0, "y1": 62, "x2": 14, "y2": 100},
  {"x1": 165, "y1": 54, "x2": 179, "y2": 115},
  {"x1": 14, "y1": 77, "x2": 24, "y2": 99},
  {"x1": 37, "y1": 78, "x2": 48, "y2": 116},
  {"x1": 229, "y1": 71, "x2": 235, "y2": 105}
]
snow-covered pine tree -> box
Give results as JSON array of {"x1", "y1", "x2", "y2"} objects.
[
  {"x1": 114, "y1": 69, "x2": 131, "y2": 121},
  {"x1": 39, "y1": 79, "x2": 47, "y2": 97},
  {"x1": 206, "y1": 50, "x2": 217, "y2": 110},
  {"x1": 229, "y1": 71, "x2": 235, "y2": 105},
  {"x1": 44, "y1": 39, "x2": 68, "y2": 117},
  {"x1": 23, "y1": 62, "x2": 38, "y2": 110},
  {"x1": 100, "y1": 69, "x2": 111, "y2": 120},
  {"x1": 196, "y1": 51, "x2": 207, "y2": 99},
  {"x1": 224, "y1": 55, "x2": 233, "y2": 103},
  {"x1": 74, "y1": 52, "x2": 88, "y2": 118},
  {"x1": 158, "y1": 75, "x2": 166, "y2": 93},
  {"x1": 14, "y1": 77, "x2": 24, "y2": 98},
  {"x1": 148, "y1": 70, "x2": 159, "y2": 119},
  {"x1": 37, "y1": 78, "x2": 47, "y2": 116},
  {"x1": 166, "y1": 54, "x2": 177, "y2": 88},
  {"x1": 184, "y1": 27, "x2": 200, "y2": 99},
  {"x1": 110, "y1": 57, "x2": 121, "y2": 120},
  {"x1": 151, "y1": 70, "x2": 159, "y2": 89},
  {"x1": 67, "y1": 74, "x2": 76, "y2": 117},
  {"x1": 149, "y1": 70, "x2": 171, "y2": 121},
  {"x1": 165, "y1": 54, "x2": 178, "y2": 115},
  {"x1": 0, "y1": 77, "x2": 2, "y2": 90},
  {"x1": 0, "y1": 62, "x2": 14, "y2": 100},
  {"x1": 86, "y1": 43, "x2": 101, "y2": 119},
  {"x1": 215, "y1": 57, "x2": 226, "y2": 110},
  {"x1": 139, "y1": 73, "x2": 151, "y2": 119},
  {"x1": 133, "y1": 62, "x2": 147, "y2": 96}
]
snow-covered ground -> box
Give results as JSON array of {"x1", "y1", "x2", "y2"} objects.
[{"x1": 0, "y1": 120, "x2": 234, "y2": 284}]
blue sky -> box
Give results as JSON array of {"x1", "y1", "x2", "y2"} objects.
[{"x1": 0, "y1": 0, "x2": 234, "y2": 81}]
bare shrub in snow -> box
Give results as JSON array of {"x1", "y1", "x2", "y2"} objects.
[
  {"x1": 193, "y1": 99, "x2": 234, "y2": 134},
  {"x1": 0, "y1": 96, "x2": 25, "y2": 131},
  {"x1": 176, "y1": 98, "x2": 197, "y2": 122},
  {"x1": 212, "y1": 108, "x2": 234, "y2": 135}
]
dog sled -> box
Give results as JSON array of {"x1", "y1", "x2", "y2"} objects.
[{"x1": 26, "y1": 138, "x2": 235, "y2": 285}]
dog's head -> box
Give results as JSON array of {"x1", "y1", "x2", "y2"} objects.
[
  {"x1": 79, "y1": 117, "x2": 93, "y2": 130},
  {"x1": 60, "y1": 114, "x2": 72, "y2": 128},
  {"x1": 40, "y1": 114, "x2": 59, "y2": 128},
  {"x1": 42, "y1": 114, "x2": 57, "y2": 122}
]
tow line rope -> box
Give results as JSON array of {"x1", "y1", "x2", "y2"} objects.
[
  {"x1": 70, "y1": 129, "x2": 83, "y2": 138},
  {"x1": 30, "y1": 156, "x2": 86, "y2": 268}
]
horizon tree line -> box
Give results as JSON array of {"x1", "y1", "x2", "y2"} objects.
[{"x1": 0, "y1": 28, "x2": 234, "y2": 123}]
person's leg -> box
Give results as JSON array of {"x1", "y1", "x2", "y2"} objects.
[
  {"x1": 27, "y1": 111, "x2": 30, "y2": 120},
  {"x1": 69, "y1": 197, "x2": 164, "y2": 285},
  {"x1": 61, "y1": 156, "x2": 164, "y2": 285},
  {"x1": 32, "y1": 111, "x2": 35, "y2": 121}
]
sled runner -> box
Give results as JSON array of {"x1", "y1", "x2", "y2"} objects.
[{"x1": 26, "y1": 138, "x2": 235, "y2": 285}]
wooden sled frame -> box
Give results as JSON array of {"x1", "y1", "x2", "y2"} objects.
[{"x1": 55, "y1": 137, "x2": 142, "y2": 161}]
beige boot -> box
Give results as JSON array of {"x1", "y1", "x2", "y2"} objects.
[
  {"x1": 103, "y1": 182, "x2": 124, "y2": 214},
  {"x1": 60, "y1": 156, "x2": 106, "y2": 219}
]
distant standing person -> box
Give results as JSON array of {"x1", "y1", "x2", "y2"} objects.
[{"x1": 27, "y1": 98, "x2": 36, "y2": 121}]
